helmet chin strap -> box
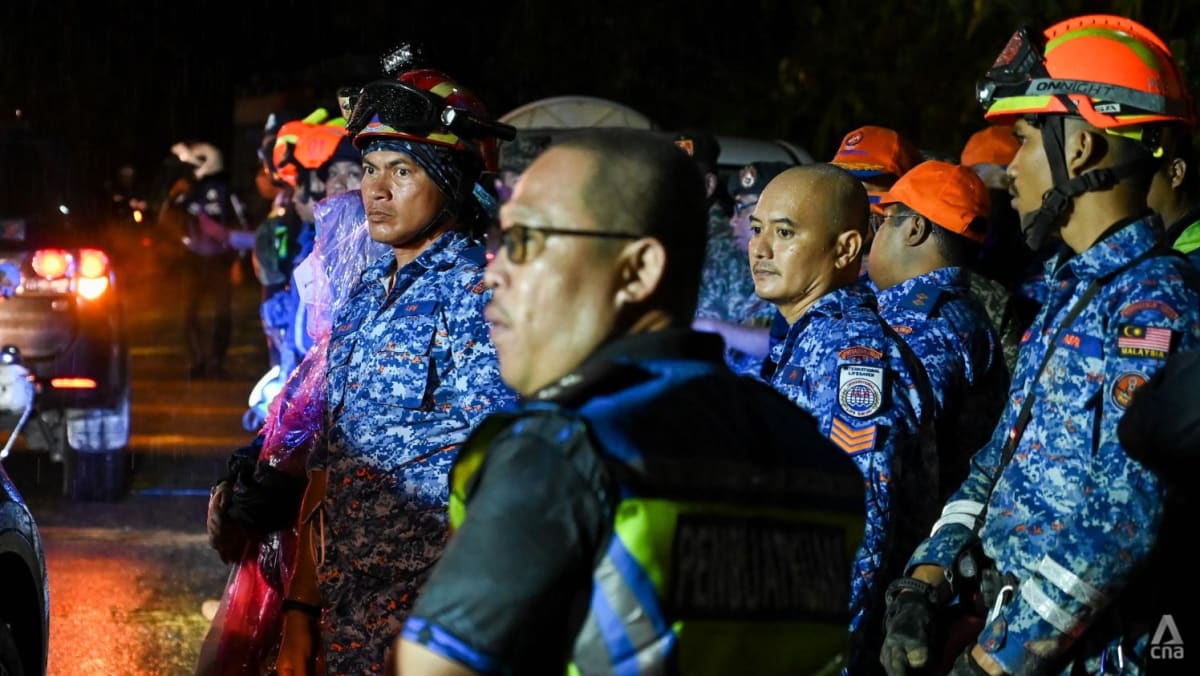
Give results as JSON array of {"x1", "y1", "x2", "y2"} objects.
[
  {"x1": 397, "y1": 203, "x2": 456, "y2": 249},
  {"x1": 1022, "y1": 112, "x2": 1158, "y2": 250}
]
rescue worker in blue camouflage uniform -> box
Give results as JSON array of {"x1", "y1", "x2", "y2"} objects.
[
  {"x1": 881, "y1": 15, "x2": 1200, "y2": 676},
  {"x1": 751, "y1": 163, "x2": 939, "y2": 674},
  {"x1": 396, "y1": 128, "x2": 867, "y2": 676},
  {"x1": 868, "y1": 160, "x2": 1009, "y2": 501},
  {"x1": 674, "y1": 130, "x2": 748, "y2": 328},
  {"x1": 693, "y1": 161, "x2": 791, "y2": 375},
  {"x1": 273, "y1": 58, "x2": 518, "y2": 676}
]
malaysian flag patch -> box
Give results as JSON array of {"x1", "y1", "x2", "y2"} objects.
[{"x1": 1117, "y1": 324, "x2": 1174, "y2": 359}]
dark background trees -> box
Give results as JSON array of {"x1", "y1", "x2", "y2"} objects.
[{"x1": 2, "y1": 0, "x2": 1198, "y2": 207}]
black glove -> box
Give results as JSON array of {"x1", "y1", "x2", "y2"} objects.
[
  {"x1": 207, "y1": 480, "x2": 249, "y2": 564},
  {"x1": 947, "y1": 648, "x2": 993, "y2": 676},
  {"x1": 880, "y1": 579, "x2": 938, "y2": 676}
]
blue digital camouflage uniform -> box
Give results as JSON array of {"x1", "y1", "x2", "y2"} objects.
[
  {"x1": 966, "y1": 269, "x2": 1029, "y2": 376},
  {"x1": 908, "y1": 217, "x2": 1200, "y2": 673},
  {"x1": 763, "y1": 282, "x2": 938, "y2": 671},
  {"x1": 876, "y1": 267, "x2": 1009, "y2": 499},
  {"x1": 315, "y1": 230, "x2": 516, "y2": 673},
  {"x1": 695, "y1": 205, "x2": 776, "y2": 373}
]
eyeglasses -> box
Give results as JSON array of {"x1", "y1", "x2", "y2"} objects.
[
  {"x1": 338, "y1": 80, "x2": 516, "y2": 142},
  {"x1": 871, "y1": 209, "x2": 919, "y2": 233},
  {"x1": 486, "y1": 224, "x2": 642, "y2": 265}
]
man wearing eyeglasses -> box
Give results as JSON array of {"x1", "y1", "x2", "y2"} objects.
[
  {"x1": 749, "y1": 163, "x2": 939, "y2": 675},
  {"x1": 882, "y1": 15, "x2": 1200, "y2": 676},
  {"x1": 395, "y1": 128, "x2": 866, "y2": 675},
  {"x1": 866, "y1": 161, "x2": 1009, "y2": 503}
]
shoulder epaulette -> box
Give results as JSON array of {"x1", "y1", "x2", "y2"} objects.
[{"x1": 897, "y1": 282, "x2": 944, "y2": 317}]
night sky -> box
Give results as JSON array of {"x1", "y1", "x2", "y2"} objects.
[{"x1": 5, "y1": 1, "x2": 1199, "y2": 217}]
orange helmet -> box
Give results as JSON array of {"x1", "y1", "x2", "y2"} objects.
[
  {"x1": 340, "y1": 68, "x2": 514, "y2": 173},
  {"x1": 272, "y1": 109, "x2": 358, "y2": 188},
  {"x1": 977, "y1": 15, "x2": 1194, "y2": 130}
]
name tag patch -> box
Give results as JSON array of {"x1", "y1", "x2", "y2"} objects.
[
  {"x1": 1056, "y1": 332, "x2": 1102, "y2": 358},
  {"x1": 670, "y1": 515, "x2": 848, "y2": 620},
  {"x1": 838, "y1": 365, "x2": 885, "y2": 418}
]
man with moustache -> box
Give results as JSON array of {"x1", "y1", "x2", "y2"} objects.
[
  {"x1": 394, "y1": 129, "x2": 866, "y2": 675},
  {"x1": 749, "y1": 163, "x2": 938, "y2": 674},
  {"x1": 273, "y1": 63, "x2": 517, "y2": 675}
]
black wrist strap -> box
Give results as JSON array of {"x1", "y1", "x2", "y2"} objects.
[
  {"x1": 281, "y1": 598, "x2": 322, "y2": 619},
  {"x1": 886, "y1": 576, "x2": 946, "y2": 607}
]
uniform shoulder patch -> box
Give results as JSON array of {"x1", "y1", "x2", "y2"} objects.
[
  {"x1": 830, "y1": 417, "x2": 878, "y2": 454},
  {"x1": 1120, "y1": 300, "x2": 1180, "y2": 320},
  {"x1": 838, "y1": 365, "x2": 885, "y2": 418},
  {"x1": 1111, "y1": 371, "x2": 1148, "y2": 409},
  {"x1": 898, "y1": 283, "x2": 943, "y2": 317},
  {"x1": 838, "y1": 346, "x2": 883, "y2": 361},
  {"x1": 779, "y1": 365, "x2": 804, "y2": 384},
  {"x1": 1117, "y1": 324, "x2": 1175, "y2": 360}
]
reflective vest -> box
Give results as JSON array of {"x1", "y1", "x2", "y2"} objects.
[{"x1": 450, "y1": 358, "x2": 866, "y2": 675}]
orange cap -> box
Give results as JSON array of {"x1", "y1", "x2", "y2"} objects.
[
  {"x1": 877, "y1": 160, "x2": 991, "y2": 243},
  {"x1": 830, "y1": 126, "x2": 920, "y2": 179},
  {"x1": 960, "y1": 125, "x2": 1019, "y2": 168}
]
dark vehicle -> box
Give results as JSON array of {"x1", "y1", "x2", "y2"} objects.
[
  {"x1": 0, "y1": 123, "x2": 131, "y2": 501},
  {"x1": 0, "y1": 348, "x2": 50, "y2": 676}
]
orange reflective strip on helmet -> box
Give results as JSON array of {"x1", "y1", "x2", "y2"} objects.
[{"x1": 294, "y1": 124, "x2": 351, "y2": 169}]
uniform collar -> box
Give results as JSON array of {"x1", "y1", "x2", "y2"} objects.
[
  {"x1": 360, "y1": 230, "x2": 469, "y2": 284},
  {"x1": 532, "y1": 329, "x2": 724, "y2": 405},
  {"x1": 875, "y1": 267, "x2": 967, "y2": 306},
  {"x1": 796, "y1": 282, "x2": 876, "y2": 325},
  {"x1": 1058, "y1": 213, "x2": 1161, "y2": 282}
]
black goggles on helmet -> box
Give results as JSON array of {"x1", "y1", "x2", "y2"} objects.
[
  {"x1": 975, "y1": 25, "x2": 1186, "y2": 119},
  {"x1": 339, "y1": 80, "x2": 516, "y2": 142}
]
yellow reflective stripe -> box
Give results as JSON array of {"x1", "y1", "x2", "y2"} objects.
[
  {"x1": 448, "y1": 442, "x2": 488, "y2": 530},
  {"x1": 1046, "y1": 27, "x2": 1161, "y2": 70},
  {"x1": 301, "y1": 107, "x2": 331, "y2": 125},
  {"x1": 430, "y1": 81, "x2": 456, "y2": 98},
  {"x1": 612, "y1": 499, "x2": 675, "y2": 591},
  {"x1": 274, "y1": 133, "x2": 300, "y2": 148},
  {"x1": 987, "y1": 95, "x2": 1054, "y2": 115},
  {"x1": 675, "y1": 620, "x2": 847, "y2": 675},
  {"x1": 427, "y1": 131, "x2": 462, "y2": 146}
]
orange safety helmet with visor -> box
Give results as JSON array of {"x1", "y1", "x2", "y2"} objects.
[{"x1": 974, "y1": 14, "x2": 1195, "y2": 249}]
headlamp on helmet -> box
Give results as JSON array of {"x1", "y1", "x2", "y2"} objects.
[{"x1": 976, "y1": 15, "x2": 1194, "y2": 131}]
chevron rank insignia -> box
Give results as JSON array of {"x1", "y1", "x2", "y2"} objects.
[{"x1": 830, "y1": 417, "x2": 877, "y2": 454}]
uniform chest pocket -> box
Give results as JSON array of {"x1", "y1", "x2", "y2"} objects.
[{"x1": 368, "y1": 300, "x2": 442, "y2": 410}]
